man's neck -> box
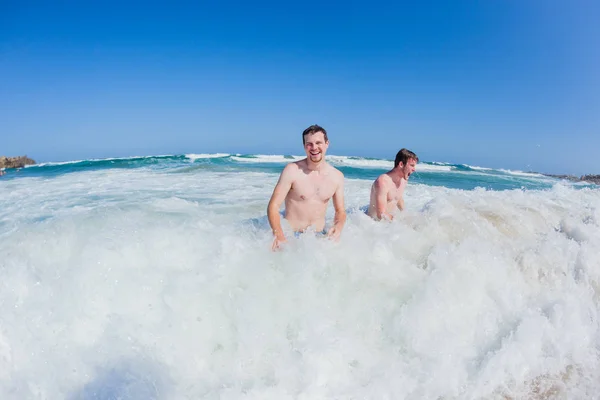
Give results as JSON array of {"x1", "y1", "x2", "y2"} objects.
[
  {"x1": 388, "y1": 168, "x2": 405, "y2": 185},
  {"x1": 306, "y1": 159, "x2": 325, "y2": 171}
]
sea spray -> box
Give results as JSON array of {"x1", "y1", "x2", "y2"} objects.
[{"x1": 0, "y1": 156, "x2": 599, "y2": 398}]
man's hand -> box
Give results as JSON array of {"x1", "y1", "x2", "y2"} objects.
[
  {"x1": 327, "y1": 224, "x2": 342, "y2": 241},
  {"x1": 272, "y1": 232, "x2": 287, "y2": 251},
  {"x1": 381, "y1": 211, "x2": 395, "y2": 221}
]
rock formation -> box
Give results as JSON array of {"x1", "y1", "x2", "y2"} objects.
[
  {"x1": 0, "y1": 155, "x2": 36, "y2": 169},
  {"x1": 543, "y1": 173, "x2": 600, "y2": 185},
  {"x1": 580, "y1": 175, "x2": 600, "y2": 185}
]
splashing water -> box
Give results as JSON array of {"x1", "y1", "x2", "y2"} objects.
[{"x1": 0, "y1": 155, "x2": 599, "y2": 399}]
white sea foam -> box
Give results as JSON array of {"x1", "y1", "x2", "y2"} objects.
[
  {"x1": 33, "y1": 154, "x2": 174, "y2": 167},
  {"x1": 230, "y1": 154, "x2": 304, "y2": 163},
  {"x1": 413, "y1": 164, "x2": 453, "y2": 172},
  {"x1": 499, "y1": 168, "x2": 545, "y2": 178},
  {"x1": 328, "y1": 156, "x2": 453, "y2": 172},
  {"x1": 184, "y1": 153, "x2": 230, "y2": 161},
  {"x1": 462, "y1": 164, "x2": 493, "y2": 171},
  {"x1": 30, "y1": 159, "x2": 88, "y2": 167},
  {"x1": 326, "y1": 156, "x2": 394, "y2": 169},
  {"x1": 0, "y1": 168, "x2": 599, "y2": 398},
  {"x1": 231, "y1": 154, "x2": 394, "y2": 168},
  {"x1": 228, "y1": 154, "x2": 454, "y2": 173}
]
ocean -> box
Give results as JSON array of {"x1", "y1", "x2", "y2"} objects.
[{"x1": 1, "y1": 153, "x2": 599, "y2": 399}]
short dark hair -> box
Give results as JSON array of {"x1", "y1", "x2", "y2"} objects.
[
  {"x1": 394, "y1": 148, "x2": 418, "y2": 168},
  {"x1": 302, "y1": 124, "x2": 328, "y2": 144}
]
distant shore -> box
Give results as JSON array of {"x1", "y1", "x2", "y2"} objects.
[{"x1": 541, "y1": 173, "x2": 600, "y2": 185}]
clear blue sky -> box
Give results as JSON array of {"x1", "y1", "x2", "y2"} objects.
[{"x1": 1, "y1": 1, "x2": 598, "y2": 174}]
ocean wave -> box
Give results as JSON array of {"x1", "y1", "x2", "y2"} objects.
[
  {"x1": 461, "y1": 164, "x2": 493, "y2": 172},
  {"x1": 325, "y1": 156, "x2": 391, "y2": 169},
  {"x1": 5, "y1": 153, "x2": 570, "y2": 192},
  {"x1": 231, "y1": 155, "x2": 304, "y2": 163},
  {"x1": 498, "y1": 169, "x2": 545, "y2": 178},
  {"x1": 33, "y1": 154, "x2": 176, "y2": 167},
  {"x1": 2, "y1": 169, "x2": 599, "y2": 398},
  {"x1": 184, "y1": 153, "x2": 230, "y2": 161},
  {"x1": 32, "y1": 159, "x2": 89, "y2": 167},
  {"x1": 327, "y1": 156, "x2": 453, "y2": 172},
  {"x1": 414, "y1": 164, "x2": 453, "y2": 172},
  {"x1": 227, "y1": 154, "x2": 454, "y2": 172}
]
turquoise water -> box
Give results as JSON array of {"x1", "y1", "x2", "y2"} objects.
[{"x1": 1, "y1": 153, "x2": 590, "y2": 191}]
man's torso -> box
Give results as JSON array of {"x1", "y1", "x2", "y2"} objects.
[
  {"x1": 367, "y1": 174, "x2": 406, "y2": 218},
  {"x1": 284, "y1": 161, "x2": 339, "y2": 231}
]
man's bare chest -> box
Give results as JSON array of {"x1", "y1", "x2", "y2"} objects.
[
  {"x1": 290, "y1": 176, "x2": 336, "y2": 201},
  {"x1": 387, "y1": 185, "x2": 404, "y2": 202}
]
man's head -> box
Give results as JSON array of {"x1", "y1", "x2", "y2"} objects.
[
  {"x1": 394, "y1": 148, "x2": 418, "y2": 180},
  {"x1": 302, "y1": 125, "x2": 329, "y2": 164},
  {"x1": 302, "y1": 124, "x2": 328, "y2": 145}
]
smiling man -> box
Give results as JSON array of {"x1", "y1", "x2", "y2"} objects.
[
  {"x1": 367, "y1": 148, "x2": 418, "y2": 221},
  {"x1": 267, "y1": 125, "x2": 346, "y2": 250}
]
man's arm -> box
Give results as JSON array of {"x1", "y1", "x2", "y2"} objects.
[
  {"x1": 267, "y1": 164, "x2": 294, "y2": 250},
  {"x1": 374, "y1": 177, "x2": 393, "y2": 220},
  {"x1": 327, "y1": 171, "x2": 347, "y2": 240}
]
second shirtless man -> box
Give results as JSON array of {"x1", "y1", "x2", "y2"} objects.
[
  {"x1": 267, "y1": 125, "x2": 346, "y2": 250},
  {"x1": 367, "y1": 148, "x2": 418, "y2": 220}
]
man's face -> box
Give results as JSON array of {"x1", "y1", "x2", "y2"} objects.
[
  {"x1": 303, "y1": 132, "x2": 329, "y2": 164},
  {"x1": 400, "y1": 158, "x2": 417, "y2": 180}
]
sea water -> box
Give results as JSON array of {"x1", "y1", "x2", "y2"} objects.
[{"x1": 0, "y1": 154, "x2": 599, "y2": 399}]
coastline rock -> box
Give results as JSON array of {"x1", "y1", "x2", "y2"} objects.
[
  {"x1": 580, "y1": 174, "x2": 600, "y2": 185},
  {"x1": 542, "y1": 173, "x2": 600, "y2": 185},
  {"x1": 0, "y1": 155, "x2": 36, "y2": 169},
  {"x1": 542, "y1": 173, "x2": 580, "y2": 182}
]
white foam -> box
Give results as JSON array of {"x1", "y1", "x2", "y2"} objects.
[
  {"x1": 184, "y1": 153, "x2": 230, "y2": 161},
  {"x1": 326, "y1": 155, "x2": 394, "y2": 169},
  {"x1": 328, "y1": 156, "x2": 453, "y2": 172},
  {"x1": 228, "y1": 154, "x2": 453, "y2": 173},
  {"x1": 413, "y1": 164, "x2": 453, "y2": 172},
  {"x1": 31, "y1": 159, "x2": 87, "y2": 167},
  {"x1": 324, "y1": 156, "x2": 453, "y2": 172},
  {"x1": 1, "y1": 168, "x2": 599, "y2": 398},
  {"x1": 231, "y1": 154, "x2": 304, "y2": 163},
  {"x1": 33, "y1": 154, "x2": 174, "y2": 167},
  {"x1": 499, "y1": 168, "x2": 545, "y2": 178},
  {"x1": 463, "y1": 164, "x2": 493, "y2": 171}
]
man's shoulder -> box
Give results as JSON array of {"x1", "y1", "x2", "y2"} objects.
[
  {"x1": 328, "y1": 162, "x2": 343, "y2": 174},
  {"x1": 283, "y1": 160, "x2": 303, "y2": 172},
  {"x1": 374, "y1": 173, "x2": 392, "y2": 188},
  {"x1": 325, "y1": 163, "x2": 344, "y2": 180},
  {"x1": 376, "y1": 172, "x2": 393, "y2": 183},
  {"x1": 277, "y1": 162, "x2": 303, "y2": 183}
]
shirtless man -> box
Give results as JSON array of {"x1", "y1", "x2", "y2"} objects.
[
  {"x1": 367, "y1": 148, "x2": 418, "y2": 220},
  {"x1": 267, "y1": 125, "x2": 346, "y2": 250}
]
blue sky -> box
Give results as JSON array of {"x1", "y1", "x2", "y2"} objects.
[{"x1": 1, "y1": 1, "x2": 598, "y2": 174}]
